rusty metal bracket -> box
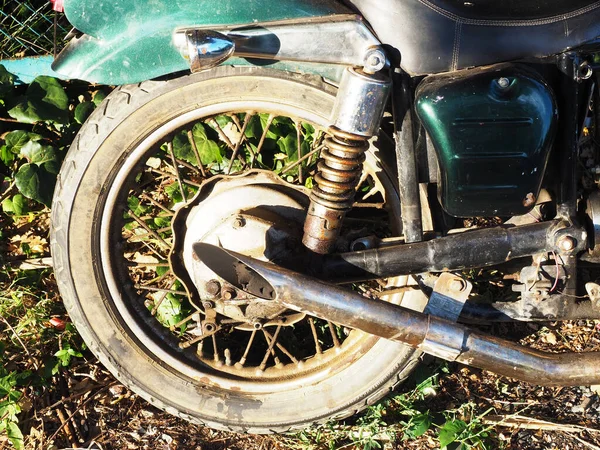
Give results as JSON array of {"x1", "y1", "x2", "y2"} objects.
[{"x1": 424, "y1": 273, "x2": 472, "y2": 322}]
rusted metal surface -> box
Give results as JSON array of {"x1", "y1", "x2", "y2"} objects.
[
  {"x1": 197, "y1": 243, "x2": 600, "y2": 386},
  {"x1": 303, "y1": 68, "x2": 391, "y2": 254},
  {"x1": 318, "y1": 220, "x2": 587, "y2": 282}
]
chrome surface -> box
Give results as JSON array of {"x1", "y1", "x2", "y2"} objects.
[
  {"x1": 331, "y1": 68, "x2": 391, "y2": 137},
  {"x1": 302, "y1": 68, "x2": 391, "y2": 253},
  {"x1": 587, "y1": 191, "x2": 600, "y2": 257},
  {"x1": 177, "y1": 29, "x2": 235, "y2": 73},
  {"x1": 174, "y1": 15, "x2": 385, "y2": 70},
  {"x1": 196, "y1": 244, "x2": 600, "y2": 386}
]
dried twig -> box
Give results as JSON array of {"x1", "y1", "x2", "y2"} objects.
[
  {"x1": 483, "y1": 414, "x2": 600, "y2": 434},
  {"x1": 49, "y1": 383, "x2": 116, "y2": 443},
  {"x1": 566, "y1": 432, "x2": 600, "y2": 450}
]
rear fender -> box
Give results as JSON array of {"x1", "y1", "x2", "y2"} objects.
[{"x1": 52, "y1": 0, "x2": 352, "y2": 84}]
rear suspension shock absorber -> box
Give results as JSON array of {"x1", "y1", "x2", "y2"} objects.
[{"x1": 303, "y1": 67, "x2": 391, "y2": 254}]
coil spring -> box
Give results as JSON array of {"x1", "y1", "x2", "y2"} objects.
[{"x1": 310, "y1": 126, "x2": 369, "y2": 210}]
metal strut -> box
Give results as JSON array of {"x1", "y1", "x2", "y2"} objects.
[{"x1": 303, "y1": 67, "x2": 391, "y2": 254}]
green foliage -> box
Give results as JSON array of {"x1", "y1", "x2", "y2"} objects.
[
  {"x1": 2, "y1": 194, "x2": 28, "y2": 216},
  {"x1": 436, "y1": 403, "x2": 496, "y2": 450},
  {"x1": 0, "y1": 349, "x2": 29, "y2": 450},
  {"x1": 54, "y1": 344, "x2": 83, "y2": 370},
  {"x1": 0, "y1": 67, "x2": 102, "y2": 213},
  {"x1": 9, "y1": 76, "x2": 69, "y2": 124},
  {"x1": 0, "y1": 65, "x2": 16, "y2": 101}
]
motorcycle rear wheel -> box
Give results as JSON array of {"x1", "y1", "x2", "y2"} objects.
[{"x1": 51, "y1": 67, "x2": 423, "y2": 432}]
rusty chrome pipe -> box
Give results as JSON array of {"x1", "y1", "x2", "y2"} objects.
[{"x1": 195, "y1": 242, "x2": 600, "y2": 386}]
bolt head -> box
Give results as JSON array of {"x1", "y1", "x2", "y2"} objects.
[
  {"x1": 233, "y1": 217, "x2": 246, "y2": 229},
  {"x1": 497, "y1": 77, "x2": 511, "y2": 89},
  {"x1": 364, "y1": 48, "x2": 386, "y2": 72},
  {"x1": 205, "y1": 280, "x2": 221, "y2": 296},
  {"x1": 202, "y1": 300, "x2": 214, "y2": 310},
  {"x1": 557, "y1": 236, "x2": 576, "y2": 252},
  {"x1": 449, "y1": 279, "x2": 466, "y2": 292}
]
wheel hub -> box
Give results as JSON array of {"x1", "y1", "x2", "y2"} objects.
[{"x1": 170, "y1": 170, "x2": 309, "y2": 329}]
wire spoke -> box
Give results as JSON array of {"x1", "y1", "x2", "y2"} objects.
[
  {"x1": 262, "y1": 328, "x2": 299, "y2": 364},
  {"x1": 170, "y1": 309, "x2": 204, "y2": 331},
  {"x1": 280, "y1": 144, "x2": 324, "y2": 175},
  {"x1": 140, "y1": 193, "x2": 174, "y2": 216},
  {"x1": 255, "y1": 114, "x2": 275, "y2": 157},
  {"x1": 236, "y1": 329, "x2": 257, "y2": 368},
  {"x1": 149, "y1": 278, "x2": 176, "y2": 315},
  {"x1": 148, "y1": 168, "x2": 202, "y2": 187},
  {"x1": 167, "y1": 141, "x2": 187, "y2": 203},
  {"x1": 134, "y1": 284, "x2": 187, "y2": 296},
  {"x1": 208, "y1": 117, "x2": 236, "y2": 151},
  {"x1": 259, "y1": 326, "x2": 282, "y2": 370},
  {"x1": 327, "y1": 321, "x2": 341, "y2": 348},
  {"x1": 179, "y1": 326, "x2": 220, "y2": 349},
  {"x1": 296, "y1": 121, "x2": 304, "y2": 184},
  {"x1": 127, "y1": 209, "x2": 171, "y2": 249},
  {"x1": 308, "y1": 318, "x2": 323, "y2": 355},
  {"x1": 227, "y1": 112, "x2": 255, "y2": 174},
  {"x1": 187, "y1": 129, "x2": 208, "y2": 178}
]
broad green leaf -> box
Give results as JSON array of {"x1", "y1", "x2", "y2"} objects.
[
  {"x1": 0, "y1": 372, "x2": 17, "y2": 396},
  {"x1": 191, "y1": 123, "x2": 222, "y2": 165},
  {"x1": 14, "y1": 163, "x2": 56, "y2": 206},
  {"x1": 171, "y1": 132, "x2": 196, "y2": 166},
  {"x1": 0, "y1": 145, "x2": 14, "y2": 165},
  {"x1": 92, "y1": 89, "x2": 107, "y2": 106},
  {"x1": 8, "y1": 76, "x2": 69, "y2": 124},
  {"x1": 127, "y1": 196, "x2": 150, "y2": 217},
  {"x1": 214, "y1": 115, "x2": 232, "y2": 128},
  {"x1": 6, "y1": 421, "x2": 24, "y2": 450},
  {"x1": 244, "y1": 114, "x2": 263, "y2": 139},
  {"x1": 277, "y1": 133, "x2": 298, "y2": 159},
  {"x1": 5, "y1": 130, "x2": 42, "y2": 154},
  {"x1": 156, "y1": 265, "x2": 169, "y2": 277},
  {"x1": 0, "y1": 65, "x2": 15, "y2": 98},
  {"x1": 20, "y1": 141, "x2": 60, "y2": 174},
  {"x1": 2, "y1": 194, "x2": 27, "y2": 216},
  {"x1": 155, "y1": 295, "x2": 183, "y2": 328},
  {"x1": 405, "y1": 413, "x2": 432, "y2": 439},
  {"x1": 153, "y1": 216, "x2": 171, "y2": 228},
  {"x1": 74, "y1": 101, "x2": 95, "y2": 124},
  {"x1": 438, "y1": 419, "x2": 467, "y2": 449}
]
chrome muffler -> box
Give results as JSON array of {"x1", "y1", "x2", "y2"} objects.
[{"x1": 195, "y1": 242, "x2": 600, "y2": 386}]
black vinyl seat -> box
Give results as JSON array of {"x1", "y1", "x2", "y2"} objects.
[{"x1": 346, "y1": 0, "x2": 600, "y2": 75}]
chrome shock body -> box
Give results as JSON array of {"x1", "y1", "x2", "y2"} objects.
[{"x1": 303, "y1": 67, "x2": 392, "y2": 254}]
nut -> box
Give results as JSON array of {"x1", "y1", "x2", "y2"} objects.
[
  {"x1": 557, "y1": 236, "x2": 576, "y2": 252},
  {"x1": 202, "y1": 300, "x2": 215, "y2": 310},
  {"x1": 497, "y1": 77, "x2": 511, "y2": 89},
  {"x1": 449, "y1": 279, "x2": 466, "y2": 293},
  {"x1": 233, "y1": 216, "x2": 246, "y2": 229},
  {"x1": 205, "y1": 280, "x2": 221, "y2": 296}
]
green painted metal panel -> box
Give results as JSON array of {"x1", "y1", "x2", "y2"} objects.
[
  {"x1": 415, "y1": 64, "x2": 558, "y2": 218},
  {"x1": 0, "y1": 56, "x2": 68, "y2": 84},
  {"x1": 52, "y1": 0, "x2": 349, "y2": 84}
]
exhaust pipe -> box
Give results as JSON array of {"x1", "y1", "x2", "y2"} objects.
[{"x1": 195, "y1": 242, "x2": 600, "y2": 386}]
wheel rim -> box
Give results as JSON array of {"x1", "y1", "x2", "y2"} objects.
[{"x1": 99, "y1": 100, "x2": 403, "y2": 393}]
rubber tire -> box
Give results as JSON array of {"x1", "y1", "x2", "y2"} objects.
[{"x1": 50, "y1": 67, "x2": 421, "y2": 433}]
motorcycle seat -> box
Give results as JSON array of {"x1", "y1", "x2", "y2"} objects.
[{"x1": 346, "y1": 0, "x2": 600, "y2": 75}]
